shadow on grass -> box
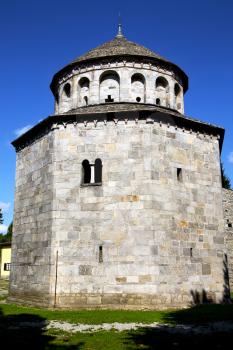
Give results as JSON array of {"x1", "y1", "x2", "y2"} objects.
[
  {"x1": 126, "y1": 254, "x2": 233, "y2": 349},
  {"x1": 125, "y1": 326, "x2": 233, "y2": 349},
  {"x1": 0, "y1": 307, "x2": 83, "y2": 349}
]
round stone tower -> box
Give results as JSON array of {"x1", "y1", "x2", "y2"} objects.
[{"x1": 9, "y1": 27, "x2": 227, "y2": 309}]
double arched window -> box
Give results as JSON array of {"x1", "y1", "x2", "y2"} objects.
[{"x1": 82, "y1": 159, "x2": 102, "y2": 185}]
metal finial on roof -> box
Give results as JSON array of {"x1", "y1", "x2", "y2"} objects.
[{"x1": 116, "y1": 13, "x2": 124, "y2": 38}]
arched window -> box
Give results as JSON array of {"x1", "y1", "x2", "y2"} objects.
[
  {"x1": 156, "y1": 76, "x2": 168, "y2": 91},
  {"x1": 155, "y1": 76, "x2": 169, "y2": 107},
  {"x1": 82, "y1": 159, "x2": 102, "y2": 185},
  {"x1": 78, "y1": 77, "x2": 90, "y2": 106},
  {"x1": 174, "y1": 83, "x2": 182, "y2": 111},
  {"x1": 82, "y1": 160, "x2": 91, "y2": 184},
  {"x1": 156, "y1": 98, "x2": 160, "y2": 105},
  {"x1": 94, "y1": 158, "x2": 102, "y2": 183},
  {"x1": 174, "y1": 83, "x2": 181, "y2": 97},
  {"x1": 99, "y1": 71, "x2": 120, "y2": 103},
  {"x1": 131, "y1": 73, "x2": 145, "y2": 103},
  {"x1": 63, "y1": 83, "x2": 71, "y2": 98}
]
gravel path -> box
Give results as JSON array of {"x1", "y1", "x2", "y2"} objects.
[{"x1": 45, "y1": 320, "x2": 233, "y2": 333}]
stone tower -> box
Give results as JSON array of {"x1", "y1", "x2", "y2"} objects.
[{"x1": 9, "y1": 27, "x2": 227, "y2": 309}]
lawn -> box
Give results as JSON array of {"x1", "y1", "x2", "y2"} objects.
[{"x1": 0, "y1": 302, "x2": 233, "y2": 349}]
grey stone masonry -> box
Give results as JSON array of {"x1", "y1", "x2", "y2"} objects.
[
  {"x1": 223, "y1": 189, "x2": 233, "y2": 291},
  {"x1": 9, "y1": 133, "x2": 54, "y2": 306},
  {"x1": 9, "y1": 110, "x2": 227, "y2": 309}
]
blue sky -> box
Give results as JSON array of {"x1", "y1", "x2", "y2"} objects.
[{"x1": 0, "y1": 0, "x2": 232, "y2": 232}]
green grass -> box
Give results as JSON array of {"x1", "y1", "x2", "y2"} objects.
[
  {"x1": 1, "y1": 303, "x2": 233, "y2": 349},
  {"x1": 0, "y1": 303, "x2": 166, "y2": 324},
  {"x1": 47, "y1": 329, "x2": 233, "y2": 350},
  {"x1": 1, "y1": 302, "x2": 233, "y2": 325}
]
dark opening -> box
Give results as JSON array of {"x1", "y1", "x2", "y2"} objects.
[
  {"x1": 174, "y1": 83, "x2": 181, "y2": 96},
  {"x1": 94, "y1": 158, "x2": 102, "y2": 183},
  {"x1": 156, "y1": 98, "x2": 160, "y2": 105},
  {"x1": 4, "y1": 263, "x2": 11, "y2": 271},
  {"x1": 79, "y1": 77, "x2": 90, "y2": 89},
  {"x1": 156, "y1": 76, "x2": 168, "y2": 89},
  {"x1": 105, "y1": 95, "x2": 114, "y2": 103},
  {"x1": 177, "y1": 168, "x2": 182, "y2": 182},
  {"x1": 64, "y1": 83, "x2": 71, "y2": 98},
  {"x1": 82, "y1": 159, "x2": 91, "y2": 184},
  {"x1": 84, "y1": 96, "x2": 88, "y2": 105},
  {"x1": 228, "y1": 223, "x2": 232, "y2": 228},
  {"x1": 190, "y1": 248, "x2": 193, "y2": 258},
  {"x1": 99, "y1": 245, "x2": 103, "y2": 263},
  {"x1": 136, "y1": 97, "x2": 141, "y2": 102}
]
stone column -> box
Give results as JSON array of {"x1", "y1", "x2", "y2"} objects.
[{"x1": 119, "y1": 66, "x2": 131, "y2": 102}]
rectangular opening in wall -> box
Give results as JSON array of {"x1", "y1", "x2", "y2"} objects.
[
  {"x1": 4, "y1": 263, "x2": 11, "y2": 271},
  {"x1": 99, "y1": 245, "x2": 103, "y2": 263},
  {"x1": 177, "y1": 168, "x2": 183, "y2": 182}
]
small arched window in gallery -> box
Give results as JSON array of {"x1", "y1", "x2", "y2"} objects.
[{"x1": 63, "y1": 83, "x2": 71, "y2": 98}]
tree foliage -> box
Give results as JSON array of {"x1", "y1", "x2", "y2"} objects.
[
  {"x1": 7, "y1": 221, "x2": 13, "y2": 235},
  {"x1": 0, "y1": 220, "x2": 12, "y2": 243},
  {"x1": 221, "y1": 162, "x2": 231, "y2": 190},
  {"x1": 0, "y1": 208, "x2": 3, "y2": 225}
]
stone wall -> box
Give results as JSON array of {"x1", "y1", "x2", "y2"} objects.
[
  {"x1": 9, "y1": 116, "x2": 227, "y2": 309},
  {"x1": 223, "y1": 188, "x2": 233, "y2": 291},
  {"x1": 9, "y1": 133, "x2": 54, "y2": 306}
]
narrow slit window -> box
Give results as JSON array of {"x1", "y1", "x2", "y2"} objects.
[
  {"x1": 190, "y1": 248, "x2": 193, "y2": 258},
  {"x1": 177, "y1": 168, "x2": 183, "y2": 182},
  {"x1": 84, "y1": 96, "x2": 88, "y2": 106},
  {"x1": 99, "y1": 246, "x2": 103, "y2": 263}
]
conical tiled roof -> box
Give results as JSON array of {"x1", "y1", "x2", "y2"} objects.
[
  {"x1": 70, "y1": 35, "x2": 169, "y2": 64},
  {"x1": 50, "y1": 30, "x2": 188, "y2": 93}
]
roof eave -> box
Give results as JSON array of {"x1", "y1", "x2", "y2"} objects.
[{"x1": 12, "y1": 106, "x2": 224, "y2": 153}]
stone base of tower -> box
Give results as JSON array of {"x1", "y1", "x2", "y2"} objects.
[{"x1": 7, "y1": 290, "x2": 225, "y2": 310}]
